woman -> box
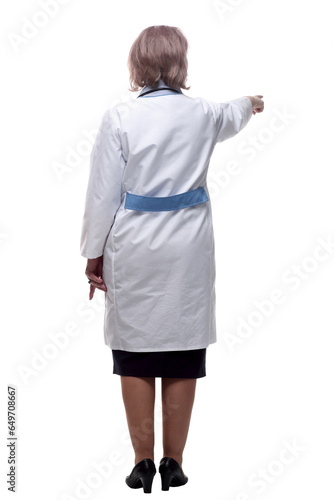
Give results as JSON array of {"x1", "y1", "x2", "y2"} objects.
[{"x1": 80, "y1": 25, "x2": 264, "y2": 493}]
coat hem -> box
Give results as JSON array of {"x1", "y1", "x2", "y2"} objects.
[{"x1": 104, "y1": 338, "x2": 217, "y2": 353}]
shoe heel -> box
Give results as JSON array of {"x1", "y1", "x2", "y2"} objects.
[
  {"x1": 161, "y1": 472, "x2": 173, "y2": 491},
  {"x1": 141, "y1": 473, "x2": 154, "y2": 493}
]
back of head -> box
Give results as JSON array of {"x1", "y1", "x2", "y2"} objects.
[{"x1": 128, "y1": 25, "x2": 190, "y2": 92}]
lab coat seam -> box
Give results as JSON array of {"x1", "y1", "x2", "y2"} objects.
[
  {"x1": 108, "y1": 101, "x2": 121, "y2": 332},
  {"x1": 199, "y1": 97, "x2": 220, "y2": 143}
]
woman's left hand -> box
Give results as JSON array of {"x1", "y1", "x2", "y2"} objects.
[{"x1": 85, "y1": 255, "x2": 107, "y2": 300}]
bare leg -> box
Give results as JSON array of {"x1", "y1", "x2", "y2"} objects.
[
  {"x1": 161, "y1": 378, "x2": 197, "y2": 468},
  {"x1": 120, "y1": 376, "x2": 156, "y2": 465}
]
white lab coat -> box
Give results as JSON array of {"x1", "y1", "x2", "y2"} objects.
[{"x1": 80, "y1": 80, "x2": 253, "y2": 351}]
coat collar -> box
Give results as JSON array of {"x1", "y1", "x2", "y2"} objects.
[{"x1": 137, "y1": 78, "x2": 183, "y2": 98}]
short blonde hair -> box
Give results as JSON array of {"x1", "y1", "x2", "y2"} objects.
[{"x1": 127, "y1": 25, "x2": 190, "y2": 92}]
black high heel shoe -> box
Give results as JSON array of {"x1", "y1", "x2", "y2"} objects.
[
  {"x1": 125, "y1": 458, "x2": 156, "y2": 493},
  {"x1": 159, "y1": 457, "x2": 188, "y2": 491}
]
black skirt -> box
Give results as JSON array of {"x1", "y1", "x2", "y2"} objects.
[{"x1": 112, "y1": 348, "x2": 206, "y2": 378}]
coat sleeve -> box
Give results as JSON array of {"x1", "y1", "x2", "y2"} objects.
[
  {"x1": 80, "y1": 107, "x2": 125, "y2": 259},
  {"x1": 211, "y1": 96, "x2": 253, "y2": 143}
]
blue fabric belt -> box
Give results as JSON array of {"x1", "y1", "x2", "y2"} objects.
[{"x1": 124, "y1": 186, "x2": 209, "y2": 212}]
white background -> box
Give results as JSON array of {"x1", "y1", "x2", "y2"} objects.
[{"x1": 1, "y1": 0, "x2": 334, "y2": 498}]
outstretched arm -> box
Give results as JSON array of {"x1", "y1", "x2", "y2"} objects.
[{"x1": 212, "y1": 94, "x2": 265, "y2": 143}]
